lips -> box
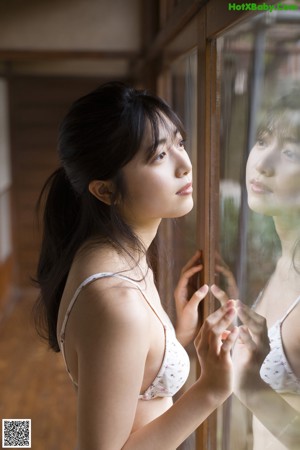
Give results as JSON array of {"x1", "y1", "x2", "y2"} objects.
[
  {"x1": 176, "y1": 182, "x2": 193, "y2": 195},
  {"x1": 249, "y1": 179, "x2": 273, "y2": 194}
]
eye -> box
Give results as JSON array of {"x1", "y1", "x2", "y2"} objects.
[
  {"x1": 178, "y1": 139, "x2": 186, "y2": 149},
  {"x1": 283, "y1": 149, "x2": 294, "y2": 158},
  {"x1": 153, "y1": 151, "x2": 167, "y2": 162},
  {"x1": 282, "y1": 148, "x2": 300, "y2": 161},
  {"x1": 256, "y1": 138, "x2": 266, "y2": 148}
]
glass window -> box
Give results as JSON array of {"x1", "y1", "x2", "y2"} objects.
[
  {"x1": 216, "y1": 7, "x2": 300, "y2": 450},
  {"x1": 157, "y1": 47, "x2": 198, "y2": 450}
]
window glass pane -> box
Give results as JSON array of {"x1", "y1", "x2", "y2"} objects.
[
  {"x1": 216, "y1": 7, "x2": 300, "y2": 450},
  {"x1": 158, "y1": 48, "x2": 198, "y2": 320},
  {"x1": 158, "y1": 48, "x2": 198, "y2": 450}
]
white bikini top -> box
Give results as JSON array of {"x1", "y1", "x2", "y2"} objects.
[
  {"x1": 59, "y1": 272, "x2": 190, "y2": 401},
  {"x1": 257, "y1": 295, "x2": 300, "y2": 394}
]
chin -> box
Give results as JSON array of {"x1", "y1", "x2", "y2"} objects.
[
  {"x1": 168, "y1": 199, "x2": 194, "y2": 218},
  {"x1": 247, "y1": 198, "x2": 283, "y2": 218}
]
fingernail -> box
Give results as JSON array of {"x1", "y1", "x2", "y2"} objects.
[
  {"x1": 226, "y1": 308, "x2": 236, "y2": 317},
  {"x1": 210, "y1": 284, "x2": 220, "y2": 291},
  {"x1": 199, "y1": 284, "x2": 208, "y2": 292}
]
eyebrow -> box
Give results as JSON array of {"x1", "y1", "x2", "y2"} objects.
[
  {"x1": 284, "y1": 137, "x2": 300, "y2": 144},
  {"x1": 144, "y1": 127, "x2": 180, "y2": 163},
  {"x1": 258, "y1": 130, "x2": 300, "y2": 145},
  {"x1": 148, "y1": 127, "x2": 180, "y2": 150}
]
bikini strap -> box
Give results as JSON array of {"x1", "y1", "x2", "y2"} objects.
[
  {"x1": 59, "y1": 272, "x2": 167, "y2": 341},
  {"x1": 280, "y1": 294, "x2": 300, "y2": 324}
]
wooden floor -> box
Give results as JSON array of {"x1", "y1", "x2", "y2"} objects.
[{"x1": 0, "y1": 288, "x2": 77, "y2": 450}]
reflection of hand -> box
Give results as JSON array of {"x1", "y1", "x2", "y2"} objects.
[
  {"x1": 233, "y1": 301, "x2": 270, "y2": 392},
  {"x1": 215, "y1": 252, "x2": 239, "y2": 299},
  {"x1": 195, "y1": 301, "x2": 239, "y2": 400},
  {"x1": 210, "y1": 283, "x2": 230, "y2": 306},
  {"x1": 210, "y1": 285, "x2": 270, "y2": 392},
  {"x1": 174, "y1": 250, "x2": 207, "y2": 347}
]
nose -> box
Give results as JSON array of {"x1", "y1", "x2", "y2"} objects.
[
  {"x1": 254, "y1": 145, "x2": 276, "y2": 177},
  {"x1": 175, "y1": 149, "x2": 192, "y2": 178}
]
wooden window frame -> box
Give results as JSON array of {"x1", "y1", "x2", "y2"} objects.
[{"x1": 135, "y1": 1, "x2": 272, "y2": 448}]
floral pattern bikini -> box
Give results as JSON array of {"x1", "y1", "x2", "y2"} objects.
[
  {"x1": 58, "y1": 272, "x2": 190, "y2": 400},
  {"x1": 255, "y1": 294, "x2": 300, "y2": 394}
]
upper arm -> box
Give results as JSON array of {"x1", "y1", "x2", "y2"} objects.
[{"x1": 75, "y1": 283, "x2": 150, "y2": 450}]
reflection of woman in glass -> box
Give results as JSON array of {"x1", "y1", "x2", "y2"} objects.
[
  {"x1": 212, "y1": 91, "x2": 300, "y2": 449},
  {"x1": 35, "y1": 82, "x2": 239, "y2": 450}
]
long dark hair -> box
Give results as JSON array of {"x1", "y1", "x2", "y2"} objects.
[{"x1": 34, "y1": 81, "x2": 185, "y2": 352}]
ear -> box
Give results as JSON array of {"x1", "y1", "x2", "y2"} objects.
[{"x1": 88, "y1": 180, "x2": 114, "y2": 206}]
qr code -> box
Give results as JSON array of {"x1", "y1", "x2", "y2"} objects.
[{"x1": 2, "y1": 420, "x2": 31, "y2": 448}]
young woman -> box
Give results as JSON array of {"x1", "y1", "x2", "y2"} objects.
[
  {"x1": 212, "y1": 91, "x2": 300, "y2": 449},
  {"x1": 35, "y1": 82, "x2": 239, "y2": 450}
]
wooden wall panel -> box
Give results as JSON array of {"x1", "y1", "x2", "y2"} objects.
[
  {"x1": 0, "y1": 256, "x2": 13, "y2": 310},
  {"x1": 9, "y1": 77, "x2": 102, "y2": 287}
]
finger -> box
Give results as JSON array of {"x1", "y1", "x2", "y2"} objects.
[
  {"x1": 195, "y1": 300, "x2": 235, "y2": 347},
  {"x1": 181, "y1": 250, "x2": 202, "y2": 273},
  {"x1": 176, "y1": 264, "x2": 203, "y2": 294},
  {"x1": 208, "y1": 307, "x2": 236, "y2": 339},
  {"x1": 236, "y1": 301, "x2": 268, "y2": 336},
  {"x1": 221, "y1": 330, "x2": 231, "y2": 340},
  {"x1": 210, "y1": 284, "x2": 230, "y2": 305},
  {"x1": 188, "y1": 284, "x2": 209, "y2": 310},
  {"x1": 214, "y1": 251, "x2": 227, "y2": 266},
  {"x1": 215, "y1": 264, "x2": 236, "y2": 283},
  {"x1": 200, "y1": 305, "x2": 236, "y2": 352},
  {"x1": 237, "y1": 325, "x2": 256, "y2": 351},
  {"x1": 202, "y1": 300, "x2": 236, "y2": 328},
  {"x1": 221, "y1": 326, "x2": 239, "y2": 352},
  {"x1": 180, "y1": 264, "x2": 203, "y2": 282}
]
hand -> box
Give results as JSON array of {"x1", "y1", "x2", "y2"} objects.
[
  {"x1": 233, "y1": 301, "x2": 270, "y2": 393},
  {"x1": 195, "y1": 301, "x2": 239, "y2": 401},
  {"x1": 174, "y1": 250, "x2": 208, "y2": 346},
  {"x1": 210, "y1": 283, "x2": 238, "y2": 328},
  {"x1": 214, "y1": 252, "x2": 239, "y2": 299}
]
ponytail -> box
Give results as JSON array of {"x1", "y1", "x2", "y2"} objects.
[
  {"x1": 34, "y1": 82, "x2": 185, "y2": 352},
  {"x1": 35, "y1": 168, "x2": 82, "y2": 352}
]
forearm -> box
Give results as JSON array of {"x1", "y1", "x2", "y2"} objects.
[
  {"x1": 122, "y1": 381, "x2": 226, "y2": 450},
  {"x1": 235, "y1": 376, "x2": 300, "y2": 449},
  {"x1": 175, "y1": 326, "x2": 193, "y2": 348}
]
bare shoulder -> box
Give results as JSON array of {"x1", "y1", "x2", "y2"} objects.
[
  {"x1": 61, "y1": 241, "x2": 149, "y2": 330},
  {"x1": 80, "y1": 275, "x2": 148, "y2": 318},
  {"x1": 70, "y1": 274, "x2": 151, "y2": 348}
]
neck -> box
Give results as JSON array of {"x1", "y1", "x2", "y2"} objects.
[
  {"x1": 131, "y1": 218, "x2": 162, "y2": 251},
  {"x1": 273, "y1": 215, "x2": 300, "y2": 262}
]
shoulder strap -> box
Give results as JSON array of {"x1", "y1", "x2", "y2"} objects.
[
  {"x1": 60, "y1": 272, "x2": 138, "y2": 339},
  {"x1": 280, "y1": 295, "x2": 300, "y2": 323},
  {"x1": 59, "y1": 272, "x2": 167, "y2": 340},
  {"x1": 252, "y1": 290, "x2": 263, "y2": 310}
]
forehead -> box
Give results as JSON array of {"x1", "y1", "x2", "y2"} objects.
[
  {"x1": 259, "y1": 109, "x2": 300, "y2": 142},
  {"x1": 146, "y1": 113, "x2": 181, "y2": 143}
]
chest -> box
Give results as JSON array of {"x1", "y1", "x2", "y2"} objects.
[{"x1": 255, "y1": 273, "x2": 300, "y2": 327}]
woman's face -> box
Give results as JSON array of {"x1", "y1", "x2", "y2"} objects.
[
  {"x1": 118, "y1": 116, "x2": 193, "y2": 227},
  {"x1": 246, "y1": 128, "x2": 300, "y2": 218}
]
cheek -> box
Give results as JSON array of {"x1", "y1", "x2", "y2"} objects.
[
  {"x1": 279, "y1": 182, "x2": 300, "y2": 205},
  {"x1": 125, "y1": 172, "x2": 167, "y2": 205},
  {"x1": 245, "y1": 157, "x2": 253, "y2": 186}
]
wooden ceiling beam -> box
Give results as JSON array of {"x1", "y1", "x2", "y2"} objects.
[{"x1": 0, "y1": 49, "x2": 139, "y2": 62}]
